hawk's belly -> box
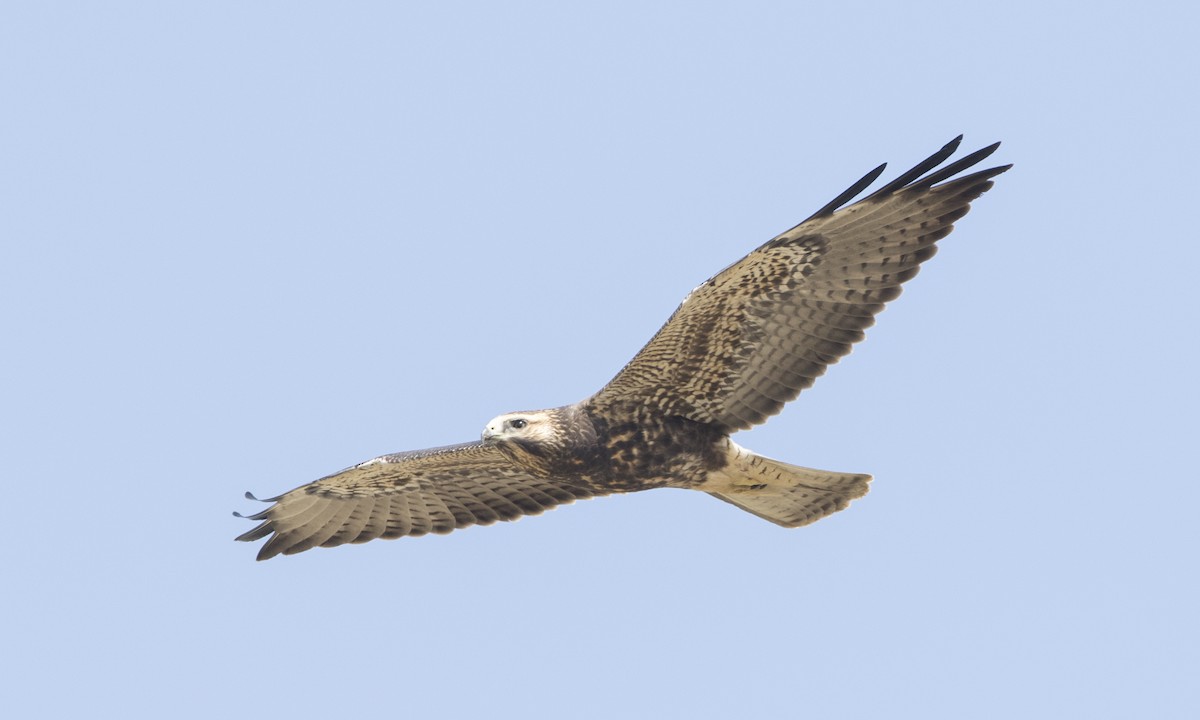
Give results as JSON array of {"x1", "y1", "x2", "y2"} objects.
[{"x1": 591, "y1": 413, "x2": 730, "y2": 492}]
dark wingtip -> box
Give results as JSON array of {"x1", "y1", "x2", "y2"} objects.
[
  {"x1": 905, "y1": 141, "x2": 1004, "y2": 191},
  {"x1": 800, "y1": 161, "x2": 888, "y2": 223},
  {"x1": 256, "y1": 540, "x2": 286, "y2": 561},
  {"x1": 235, "y1": 491, "x2": 273, "y2": 523},
  {"x1": 862, "y1": 136, "x2": 967, "y2": 201},
  {"x1": 792, "y1": 136, "x2": 1007, "y2": 230},
  {"x1": 939, "y1": 135, "x2": 965, "y2": 158}
]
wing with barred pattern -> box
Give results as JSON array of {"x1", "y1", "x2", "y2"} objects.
[
  {"x1": 587, "y1": 137, "x2": 1010, "y2": 432},
  {"x1": 235, "y1": 442, "x2": 602, "y2": 560}
]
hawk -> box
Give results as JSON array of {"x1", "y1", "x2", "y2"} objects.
[{"x1": 236, "y1": 136, "x2": 1009, "y2": 560}]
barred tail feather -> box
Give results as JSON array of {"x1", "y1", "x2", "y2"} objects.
[{"x1": 706, "y1": 444, "x2": 871, "y2": 527}]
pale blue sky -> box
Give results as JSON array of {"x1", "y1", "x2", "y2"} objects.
[{"x1": 2, "y1": 2, "x2": 1196, "y2": 718}]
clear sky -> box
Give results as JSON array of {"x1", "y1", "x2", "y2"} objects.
[{"x1": 2, "y1": 2, "x2": 1196, "y2": 718}]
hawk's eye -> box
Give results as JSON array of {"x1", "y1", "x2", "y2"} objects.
[{"x1": 509, "y1": 419, "x2": 527, "y2": 430}]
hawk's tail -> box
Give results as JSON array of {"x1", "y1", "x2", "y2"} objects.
[{"x1": 706, "y1": 444, "x2": 871, "y2": 528}]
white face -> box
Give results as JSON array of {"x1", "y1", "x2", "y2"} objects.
[{"x1": 482, "y1": 411, "x2": 556, "y2": 444}]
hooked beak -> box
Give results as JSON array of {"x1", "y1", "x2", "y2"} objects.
[{"x1": 482, "y1": 425, "x2": 500, "y2": 442}]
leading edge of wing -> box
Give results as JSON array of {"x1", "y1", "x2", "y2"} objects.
[{"x1": 233, "y1": 441, "x2": 487, "y2": 509}]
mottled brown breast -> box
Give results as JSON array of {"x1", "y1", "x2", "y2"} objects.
[{"x1": 582, "y1": 400, "x2": 729, "y2": 491}]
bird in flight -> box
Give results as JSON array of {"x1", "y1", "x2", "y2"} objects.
[{"x1": 236, "y1": 136, "x2": 1009, "y2": 560}]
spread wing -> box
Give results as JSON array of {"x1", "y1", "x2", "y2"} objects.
[
  {"x1": 586, "y1": 136, "x2": 1010, "y2": 432},
  {"x1": 234, "y1": 442, "x2": 602, "y2": 560}
]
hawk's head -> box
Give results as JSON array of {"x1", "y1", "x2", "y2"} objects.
[
  {"x1": 481, "y1": 409, "x2": 573, "y2": 476},
  {"x1": 482, "y1": 410, "x2": 560, "y2": 445}
]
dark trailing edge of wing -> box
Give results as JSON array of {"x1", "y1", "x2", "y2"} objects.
[{"x1": 800, "y1": 135, "x2": 1008, "y2": 225}]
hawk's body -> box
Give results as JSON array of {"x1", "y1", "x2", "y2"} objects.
[{"x1": 237, "y1": 137, "x2": 1010, "y2": 560}]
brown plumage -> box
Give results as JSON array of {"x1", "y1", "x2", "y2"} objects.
[{"x1": 236, "y1": 136, "x2": 1010, "y2": 560}]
